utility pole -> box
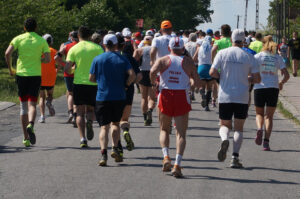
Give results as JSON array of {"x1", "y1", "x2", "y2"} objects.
[
  {"x1": 244, "y1": 0, "x2": 249, "y2": 31},
  {"x1": 255, "y1": 0, "x2": 259, "y2": 30},
  {"x1": 236, "y1": 15, "x2": 242, "y2": 29}
]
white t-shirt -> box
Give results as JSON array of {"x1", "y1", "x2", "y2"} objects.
[
  {"x1": 185, "y1": 41, "x2": 197, "y2": 58},
  {"x1": 212, "y1": 46, "x2": 259, "y2": 104},
  {"x1": 182, "y1": 37, "x2": 189, "y2": 45},
  {"x1": 196, "y1": 39, "x2": 204, "y2": 46},
  {"x1": 151, "y1": 35, "x2": 171, "y2": 58},
  {"x1": 254, "y1": 52, "x2": 286, "y2": 90},
  {"x1": 198, "y1": 40, "x2": 212, "y2": 65}
]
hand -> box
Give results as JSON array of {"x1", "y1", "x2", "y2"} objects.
[
  {"x1": 9, "y1": 68, "x2": 16, "y2": 76},
  {"x1": 279, "y1": 82, "x2": 283, "y2": 90}
]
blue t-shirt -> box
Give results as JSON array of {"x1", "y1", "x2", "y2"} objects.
[
  {"x1": 242, "y1": 47, "x2": 257, "y2": 56},
  {"x1": 90, "y1": 52, "x2": 132, "y2": 101}
]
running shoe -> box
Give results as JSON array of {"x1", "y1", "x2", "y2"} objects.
[
  {"x1": 217, "y1": 140, "x2": 229, "y2": 162},
  {"x1": 38, "y1": 116, "x2": 45, "y2": 123},
  {"x1": 111, "y1": 147, "x2": 123, "y2": 162},
  {"x1": 144, "y1": 120, "x2": 151, "y2": 126},
  {"x1": 212, "y1": 100, "x2": 217, "y2": 108},
  {"x1": 171, "y1": 165, "x2": 183, "y2": 178},
  {"x1": 263, "y1": 141, "x2": 271, "y2": 151},
  {"x1": 22, "y1": 139, "x2": 30, "y2": 147},
  {"x1": 80, "y1": 139, "x2": 88, "y2": 148},
  {"x1": 162, "y1": 156, "x2": 172, "y2": 172},
  {"x1": 205, "y1": 106, "x2": 210, "y2": 112},
  {"x1": 123, "y1": 131, "x2": 134, "y2": 151},
  {"x1": 86, "y1": 120, "x2": 94, "y2": 141},
  {"x1": 230, "y1": 158, "x2": 244, "y2": 168},
  {"x1": 117, "y1": 141, "x2": 124, "y2": 157},
  {"x1": 255, "y1": 129, "x2": 263, "y2": 145},
  {"x1": 72, "y1": 118, "x2": 78, "y2": 128},
  {"x1": 26, "y1": 124, "x2": 36, "y2": 145},
  {"x1": 46, "y1": 101, "x2": 55, "y2": 116},
  {"x1": 98, "y1": 153, "x2": 108, "y2": 166},
  {"x1": 201, "y1": 99, "x2": 206, "y2": 108},
  {"x1": 67, "y1": 113, "x2": 73, "y2": 124},
  {"x1": 147, "y1": 110, "x2": 152, "y2": 125}
]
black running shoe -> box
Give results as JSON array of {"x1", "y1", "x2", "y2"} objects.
[
  {"x1": 98, "y1": 153, "x2": 108, "y2": 166},
  {"x1": 111, "y1": 147, "x2": 123, "y2": 162},
  {"x1": 147, "y1": 110, "x2": 152, "y2": 125},
  {"x1": 218, "y1": 140, "x2": 229, "y2": 162},
  {"x1": 80, "y1": 139, "x2": 88, "y2": 148},
  {"x1": 86, "y1": 120, "x2": 94, "y2": 140},
  {"x1": 26, "y1": 124, "x2": 36, "y2": 145}
]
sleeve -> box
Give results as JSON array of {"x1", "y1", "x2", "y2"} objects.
[
  {"x1": 42, "y1": 40, "x2": 50, "y2": 53},
  {"x1": 251, "y1": 55, "x2": 260, "y2": 73},
  {"x1": 90, "y1": 58, "x2": 98, "y2": 76},
  {"x1": 213, "y1": 40, "x2": 219, "y2": 47},
  {"x1": 66, "y1": 48, "x2": 75, "y2": 62},
  {"x1": 151, "y1": 38, "x2": 158, "y2": 48},
  {"x1": 10, "y1": 37, "x2": 19, "y2": 49},
  {"x1": 211, "y1": 52, "x2": 222, "y2": 70}
]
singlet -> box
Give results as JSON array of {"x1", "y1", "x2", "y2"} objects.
[
  {"x1": 64, "y1": 41, "x2": 77, "y2": 77},
  {"x1": 159, "y1": 55, "x2": 190, "y2": 90},
  {"x1": 140, "y1": 46, "x2": 151, "y2": 71}
]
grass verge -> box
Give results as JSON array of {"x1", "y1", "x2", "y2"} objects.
[
  {"x1": 0, "y1": 68, "x2": 66, "y2": 104},
  {"x1": 277, "y1": 101, "x2": 300, "y2": 126}
]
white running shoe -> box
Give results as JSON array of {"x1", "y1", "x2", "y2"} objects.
[{"x1": 38, "y1": 116, "x2": 45, "y2": 123}]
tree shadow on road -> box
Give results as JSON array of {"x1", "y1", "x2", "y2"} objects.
[{"x1": 182, "y1": 175, "x2": 299, "y2": 185}]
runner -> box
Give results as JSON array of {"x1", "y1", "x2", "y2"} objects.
[
  {"x1": 254, "y1": 35, "x2": 290, "y2": 151},
  {"x1": 65, "y1": 26, "x2": 104, "y2": 148},
  {"x1": 193, "y1": 36, "x2": 213, "y2": 111},
  {"x1": 150, "y1": 37, "x2": 201, "y2": 177},
  {"x1": 38, "y1": 34, "x2": 57, "y2": 123},
  {"x1": 5, "y1": 18, "x2": 50, "y2": 147},
  {"x1": 209, "y1": 29, "x2": 261, "y2": 168},
  {"x1": 288, "y1": 31, "x2": 300, "y2": 77},
  {"x1": 55, "y1": 31, "x2": 79, "y2": 125},
  {"x1": 134, "y1": 36, "x2": 156, "y2": 125},
  {"x1": 89, "y1": 34, "x2": 136, "y2": 166},
  {"x1": 182, "y1": 30, "x2": 189, "y2": 44},
  {"x1": 116, "y1": 35, "x2": 142, "y2": 152},
  {"x1": 278, "y1": 37, "x2": 289, "y2": 67},
  {"x1": 249, "y1": 33, "x2": 263, "y2": 53}
]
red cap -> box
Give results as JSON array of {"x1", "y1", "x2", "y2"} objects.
[{"x1": 135, "y1": 32, "x2": 141, "y2": 37}]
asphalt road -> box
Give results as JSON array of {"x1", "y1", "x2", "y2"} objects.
[{"x1": 1, "y1": 93, "x2": 300, "y2": 199}]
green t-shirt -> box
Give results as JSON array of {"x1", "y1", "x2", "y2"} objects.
[
  {"x1": 10, "y1": 32, "x2": 50, "y2": 76},
  {"x1": 66, "y1": 40, "x2": 104, "y2": 85},
  {"x1": 214, "y1": 37, "x2": 232, "y2": 52},
  {"x1": 249, "y1": 40, "x2": 263, "y2": 53}
]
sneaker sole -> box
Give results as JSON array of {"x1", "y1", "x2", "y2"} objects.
[
  {"x1": 171, "y1": 171, "x2": 183, "y2": 178},
  {"x1": 255, "y1": 130, "x2": 263, "y2": 145},
  {"x1": 26, "y1": 127, "x2": 36, "y2": 145},
  {"x1": 111, "y1": 152, "x2": 123, "y2": 162},
  {"x1": 230, "y1": 164, "x2": 244, "y2": 169},
  {"x1": 162, "y1": 162, "x2": 172, "y2": 172},
  {"x1": 98, "y1": 160, "x2": 107, "y2": 166},
  {"x1": 86, "y1": 122, "x2": 94, "y2": 141},
  {"x1": 80, "y1": 144, "x2": 88, "y2": 148},
  {"x1": 218, "y1": 140, "x2": 229, "y2": 162},
  {"x1": 124, "y1": 133, "x2": 134, "y2": 151}
]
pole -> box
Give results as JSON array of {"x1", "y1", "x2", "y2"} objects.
[
  {"x1": 244, "y1": 0, "x2": 248, "y2": 31},
  {"x1": 236, "y1": 15, "x2": 242, "y2": 29},
  {"x1": 255, "y1": 0, "x2": 259, "y2": 30}
]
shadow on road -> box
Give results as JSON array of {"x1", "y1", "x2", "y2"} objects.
[{"x1": 0, "y1": 145, "x2": 99, "y2": 153}]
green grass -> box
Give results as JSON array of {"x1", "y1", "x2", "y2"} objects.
[
  {"x1": 0, "y1": 67, "x2": 66, "y2": 104},
  {"x1": 277, "y1": 101, "x2": 300, "y2": 126}
]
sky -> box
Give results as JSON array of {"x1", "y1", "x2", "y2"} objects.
[{"x1": 198, "y1": 0, "x2": 272, "y2": 31}]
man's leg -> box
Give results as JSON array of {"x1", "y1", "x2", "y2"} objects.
[
  {"x1": 20, "y1": 101, "x2": 29, "y2": 141},
  {"x1": 120, "y1": 105, "x2": 134, "y2": 151},
  {"x1": 263, "y1": 106, "x2": 276, "y2": 150},
  {"x1": 86, "y1": 105, "x2": 94, "y2": 140},
  {"x1": 159, "y1": 111, "x2": 172, "y2": 171},
  {"x1": 46, "y1": 88, "x2": 55, "y2": 116},
  {"x1": 232, "y1": 119, "x2": 246, "y2": 158},
  {"x1": 39, "y1": 90, "x2": 46, "y2": 122},
  {"x1": 99, "y1": 124, "x2": 110, "y2": 166},
  {"x1": 111, "y1": 122, "x2": 123, "y2": 162},
  {"x1": 140, "y1": 84, "x2": 149, "y2": 121},
  {"x1": 255, "y1": 106, "x2": 264, "y2": 145},
  {"x1": 292, "y1": 59, "x2": 298, "y2": 76},
  {"x1": 76, "y1": 105, "x2": 87, "y2": 146}
]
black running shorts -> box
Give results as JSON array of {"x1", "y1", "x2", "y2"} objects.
[
  {"x1": 139, "y1": 71, "x2": 151, "y2": 87},
  {"x1": 95, "y1": 100, "x2": 126, "y2": 126},
  {"x1": 73, "y1": 84, "x2": 97, "y2": 106},
  {"x1": 219, "y1": 103, "x2": 248, "y2": 120},
  {"x1": 16, "y1": 75, "x2": 41, "y2": 98},
  {"x1": 254, "y1": 88, "x2": 279, "y2": 108},
  {"x1": 125, "y1": 85, "x2": 134, "y2": 105},
  {"x1": 40, "y1": 86, "x2": 54, "y2": 91}
]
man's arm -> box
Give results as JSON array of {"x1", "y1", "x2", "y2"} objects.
[
  {"x1": 64, "y1": 61, "x2": 74, "y2": 74},
  {"x1": 41, "y1": 52, "x2": 51, "y2": 63},
  {"x1": 279, "y1": 67, "x2": 290, "y2": 90},
  {"x1": 5, "y1": 45, "x2": 15, "y2": 76},
  {"x1": 126, "y1": 69, "x2": 136, "y2": 87},
  {"x1": 89, "y1": 74, "x2": 96, "y2": 83},
  {"x1": 211, "y1": 45, "x2": 218, "y2": 63},
  {"x1": 186, "y1": 57, "x2": 201, "y2": 88},
  {"x1": 150, "y1": 47, "x2": 158, "y2": 67},
  {"x1": 150, "y1": 58, "x2": 162, "y2": 85},
  {"x1": 193, "y1": 46, "x2": 199, "y2": 63},
  {"x1": 133, "y1": 48, "x2": 142, "y2": 62},
  {"x1": 209, "y1": 68, "x2": 220, "y2": 79}
]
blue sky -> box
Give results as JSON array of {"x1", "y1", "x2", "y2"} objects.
[{"x1": 198, "y1": 0, "x2": 271, "y2": 31}]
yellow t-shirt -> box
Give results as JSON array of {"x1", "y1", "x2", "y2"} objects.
[
  {"x1": 66, "y1": 40, "x2": 104, "y2": 85},
  {"x1": 10, "y1": 32, "x2": 50, "y2": 76},
  {"x1": 249, "y1": 40, "x2": 263, "y2": 53}
]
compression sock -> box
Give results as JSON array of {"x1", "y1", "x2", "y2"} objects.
[
  {"x1": 175, "y1": 154, "x2": 182, "y2": 166},
  {"x1": 219, "y1": 126, "x2": 230, "y2": 141},
  {"x1": 162, "y1": 147, "x2": 169, "y2": 158},
  {"x1": 206, "y1": 90, "x2": 212, "y2": 106},
  {"x1": 233, "y1": 131, "x2": 243, "y2": 154}
]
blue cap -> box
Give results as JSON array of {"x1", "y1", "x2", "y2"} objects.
[{"x1": 206, "y1": 29, "x2": 213, "y2": 34}]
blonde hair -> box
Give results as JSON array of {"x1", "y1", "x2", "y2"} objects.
[{"x1": 262, "y1": 35, "x2": 277, "y2": 54}]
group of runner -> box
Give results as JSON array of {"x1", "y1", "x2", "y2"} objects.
[{"x1": 5, "y1": 17, "x2": 299, "y2": 178}]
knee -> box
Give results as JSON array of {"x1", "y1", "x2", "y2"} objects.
[{"x1": 20, "y1": 102, "x2": 28, "y2": 115}]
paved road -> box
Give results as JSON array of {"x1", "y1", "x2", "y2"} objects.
[{"x1": 1, "y1": 94, "x2": 300, "y2": 199}]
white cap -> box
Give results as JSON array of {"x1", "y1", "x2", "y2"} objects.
[
  {"x1": 42, "y1": 34, "x2": 53, "y2": 45},
  {"x1": 231, "y1": 29, "x2": 245, "y2": 43},
  {"x1": 146, "y1": 30, "x2": 154, "y2": 36},
  {"x1": 122, "y1": 30, "x2": 132, "y2": 38},
  {"x1": 122, "y1": 27, "x2": 130, "y2": 33},
  {"x1": 154, "y1": 32, "x2": 161, "y2": 37},
  {"x1": 144, "y1": 36, "x2": 153, "y2": 41},
  {"x1": 116, "y1": 32, "x2": 121, "y2": 36},
  {"x1": 103, "y1": 34, "x2": 118, "y2": 45},
  {"x1": 169, "y1": 37, "x2": 184, "y2": 50}
]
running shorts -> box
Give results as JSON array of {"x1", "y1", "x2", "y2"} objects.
[
  {"x1": 198, "y1": 64, "x2": 212, "y2": 80},
  {"x1": 64, "y1": 77, "x2": 74, "y2": 92},
  {"x1": 291, "y1": 52, "x2": 300, "y2": 60},
  {"x1": 73, "y1": 84, "x2": 97, "y2": 106},
  {"x1": 254, "y1": 88, "x2": 279, "y2": 108},
  {"x1": 95, "y1": 100, "x2": 126, "y2": 126},
  {"x1": 125, "y1": 85, "x2": 134, "y2": 105},
  {"x1": 40, "y1": 86, "x2": 54, "y2": 91},
  {"x1": 158, "y1": 89, "x2": 191, "y2": 117},
  {"x1": 139, "y1": 71, "x2": 151, "y2": 87},
  {"x1": 16, "y1": 75, "x2": 41, "y2": 102},
  {"x1": 219, "y1": 103, "x2": 248, "y2": 120}
]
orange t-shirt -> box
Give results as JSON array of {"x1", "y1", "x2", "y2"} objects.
[{"x1": 41, "y1": 47, "x2": 57, "y2": 86}]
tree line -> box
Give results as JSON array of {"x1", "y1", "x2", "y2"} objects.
[{"x1": 0, "y1": 0, "x2": 213, "y2": 67}]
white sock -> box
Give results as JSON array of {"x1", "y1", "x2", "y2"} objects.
[
  {"x1": 80, "y1": 137, "x2": 86, "y2": 142},
  {"x1": 233, "y1": 131, "x2": 243, "y2": 154},
  {"x1": 162, "y1": 147, "x2": 169, "y2": 157},
  {"x1": 219, "y1": 126, "x2": 230, "y2": 141},
  {"x1": 175, "y1": 154, "x2": 182, "y2": 166}
]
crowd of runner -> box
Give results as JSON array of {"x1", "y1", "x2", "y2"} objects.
[{"x1": 4, "y1": 17, "x2": 300, "y2": 178}]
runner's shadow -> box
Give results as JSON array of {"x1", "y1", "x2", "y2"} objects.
[
  {"x1": 188, "y1": 118, "x2": 219, "y2": 122},
  {"x1": 271, "y1": 149, "x2": 300, "y2": 153},
  {"x1": 245, "y1": 166, "x2": 300, "y2": 173},
  {"x1": 128, "y1": 156, "x2": 219, "y2": 163},
  {"x1": 134, "y1": 146, "x2": 176, "y2": 150},
  {"x1": 0, "y1": 145, "x2": 30, "y2": 153},
  {"x1": 188, "y1": 126, "x2": 220, "y2": 131},
  {"x1": 182, "y1": 175, "x2": 299, "y2": 184},
  {"x1": 118, "y1": 163, "x2": 222, "y2": 170}
]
